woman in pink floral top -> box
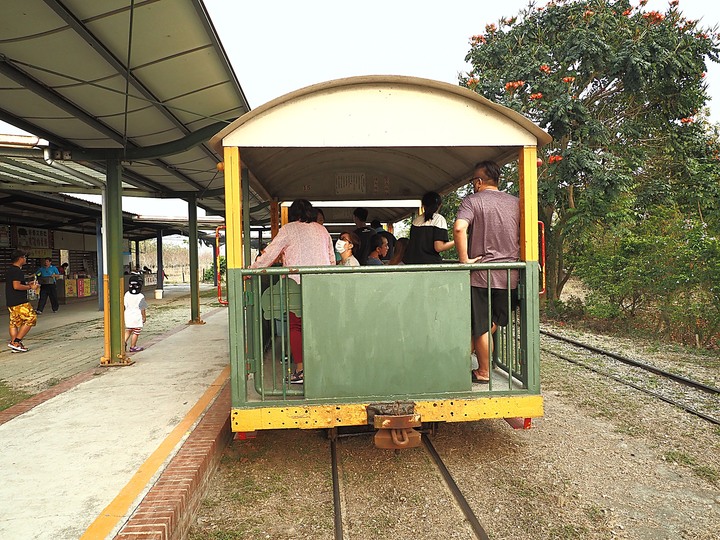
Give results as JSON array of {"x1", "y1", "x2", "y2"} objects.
[{"x1": 251, "y1": 199, "x2": 334, "y2": 384}]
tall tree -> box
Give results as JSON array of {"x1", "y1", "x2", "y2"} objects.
[{"x1": 463, "y1": 0, "x2": 720, "y2": 300}]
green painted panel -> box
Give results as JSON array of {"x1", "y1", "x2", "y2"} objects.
[{"x1": 301, "y1": 271, "x2": 472, "y2": 399}]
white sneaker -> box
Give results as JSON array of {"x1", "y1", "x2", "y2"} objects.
[{"x1": 470, "y1": 352, "x2": 479, "y2": 370}]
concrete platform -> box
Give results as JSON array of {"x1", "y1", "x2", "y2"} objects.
[{"x1": 0, "y1": 284, "x2": 231, "y2": 540}]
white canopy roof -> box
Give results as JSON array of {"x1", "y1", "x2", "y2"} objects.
[{"x1": 212, "y1": 75, "x2": 551, "y2": 225}]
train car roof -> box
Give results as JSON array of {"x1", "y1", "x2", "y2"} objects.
[{"x1": 211, "y1": 75, "x2": 551, "y2": 225}]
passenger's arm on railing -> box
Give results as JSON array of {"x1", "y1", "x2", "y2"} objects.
[
  {"x1": 452, "y1": 218, "x2": 480, "y2": 264},
  {"x1": 251, "y1": 226, "x2": 288, "y2": 269},
  {"x1": 434, "y1": 239, "x2": 455, "y2": 253}
]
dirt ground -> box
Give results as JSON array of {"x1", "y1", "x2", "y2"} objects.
[
  {"x1": 8, "y1": 283, "x2": 714, "y2": 539},
  {"x1": 189, "y1": 342, "x2": 720, "y2": 540},
  {"x1": 0, "y1": 285, "x2": 221, "y2": 397}
]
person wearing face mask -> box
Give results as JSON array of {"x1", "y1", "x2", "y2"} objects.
[{"x1": 336, "y1": 231, "x2": 360, "y2": 267}]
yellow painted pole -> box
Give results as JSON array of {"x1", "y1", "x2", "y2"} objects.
[
  {"x1": 101, "y1": 275, "x2": 111, "y2": 360},
  {"x1": 223, "y1": 147, "x2": 242, "y2": 270},
  {"x1": 519, "y1": 146, "x2": 539, "y2": 262},
  {"x1": 280, "y1": 204, "x2": 288, "y2": 227},
  {"x1": 270, "y1": 199, "x2": 279, "y2": 238}
]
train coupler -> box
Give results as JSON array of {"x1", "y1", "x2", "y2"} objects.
[{"x1": 372, "y1": 414, "x2": 422, "y2": 450}]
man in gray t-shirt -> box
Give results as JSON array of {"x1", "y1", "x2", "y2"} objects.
[{"x1": 453, "y1": 160, "x2": 520, "y2": 384}]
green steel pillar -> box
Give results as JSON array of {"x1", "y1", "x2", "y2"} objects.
[
  {"x1": 242, "y1": 168, "x2": 251, "y2": 267},
  {"x1": 100, "y1": 158, "x2": 131, "y2": 365},
  {"x1": 96, "y1": 218, "x2": 104, "y2": 312},
  {"x1": 188, "y1": 195, "x2": 204, "y2": 324},
  {"x1": 522, "y1": 261, "x2": 541, "y2": 393},
  {"x1": 156, "y1": 230, "x2": 164, "y2": 290},
  {"x1": 241, "y1": 167, "x2": 255, "y2": 356},
  {"x1": 134, "y1": 239, "x2": 140, "y2": 272}
]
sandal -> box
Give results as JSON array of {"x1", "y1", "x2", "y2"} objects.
[
  {"x1": 289, "y1": 370, "x2": 304, "y2": 384},
  {"x1": 471, "y1": 373, "x2": 490, "y2": 384}
]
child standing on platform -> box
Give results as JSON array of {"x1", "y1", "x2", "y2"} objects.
[{"x1": 124, "y1": 275, "x2": 147, "y2": 353}]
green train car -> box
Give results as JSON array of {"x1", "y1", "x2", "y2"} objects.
[{"x1": 210, "y1": 76, "x2": 551, "y2": 447}]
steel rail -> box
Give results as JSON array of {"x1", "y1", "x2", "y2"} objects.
[
  {"x1": 542, "y1": 346, "x2": 720, "y2": 426},
  {"x1": 541, "y1": 330, "x2": 720, "y2": 395},
  {"x1": 330, "y1": 436, "x2": 344, "y2": 540},
  {"x1": 422, "y1": 435, "x2": 490, "y2": 540}
]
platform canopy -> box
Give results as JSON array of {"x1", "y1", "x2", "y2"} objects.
[
  {"x1": 0, "y1": 0, "x2": 268, "y2": 228},
  {"x1": 211, "y1": 75, "x2": 552, "y2": 226}
]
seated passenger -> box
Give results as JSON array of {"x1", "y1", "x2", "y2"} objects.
[
  {"x1": 366, "y1": 234, "x2": 389, "y2": 265},
  {"x1": 388, "y1": 237, "x2": 409, "y2": 265},
  {"x1": 370, "y1": 219, "x2": 397, "y2": 261},
  {"x1": 352, "y1": 207, "x2": 377, "y2": 265},
  {"x1": 250, "y1": 199, "x2": 334, "y2": 385},
  {"x1": 336, "y1": 231, "x2": 361, "y2": 267}
]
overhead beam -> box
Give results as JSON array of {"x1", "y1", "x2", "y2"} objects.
[
  {"x1": 43, "y1": 0, "x2": 240, "y2": 168},
  {"x1": 64, "y1": 121, "x2": 227, "y2": 161},
  {"x1": 0, "y1": 183, "x2": 102, "y2": 194},
  {"x1": 0, "y1": 58, "x2": 221, "y2": 192},
  {"x1": 0, "y1": 158, "x2": 96, "y2": 188},
  {"x1": 0, "y1": 56, "x2": 127, "y2": 145},
  {"x1": 191, "y1": 0, "x2": 251, "y2": 111},
  {"x1": 0, "y1": 108, "x2": 76, "y2": 149}
]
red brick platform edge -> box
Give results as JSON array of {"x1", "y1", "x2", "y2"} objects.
[{"x1": 115, "y1": 382, "x2": 232, "y2": 540}]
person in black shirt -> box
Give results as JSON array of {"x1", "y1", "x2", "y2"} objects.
[
  {"x1": 5, "y1": 250, "x2": 40, "y2": 352},
  {"x1": 352, "y1": 207, "x2": 377, "y2": 265},
  {"x1": 403, "y1": 192, "x2": 455, "y2": 264}
]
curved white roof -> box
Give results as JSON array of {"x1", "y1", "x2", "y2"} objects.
[{"x1": 211, "y1": 75, "x2": 551, "y2": 225}]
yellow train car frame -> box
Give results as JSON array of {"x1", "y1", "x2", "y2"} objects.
[{"x1": 211, "y1": 75, "x2": 552, "y2": 434}]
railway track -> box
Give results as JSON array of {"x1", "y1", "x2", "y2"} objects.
[
  {"x1": 329, "y1": 428, "x2": 489, "y2": 540},
  {"x1": 540, "y1": 329, "x2": 720, "y2": 426}
]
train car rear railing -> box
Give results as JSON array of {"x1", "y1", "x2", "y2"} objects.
[
  {"x1": 486, "y1": 267, "x2": 528, "y2": 387},
  {"x1": 538, "y1": 221, "x2": 546, "y2": 296},
  {"x1": 238, "y1": 262, "x2": 532, "y2": 400}
]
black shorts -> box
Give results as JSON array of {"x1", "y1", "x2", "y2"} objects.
[{"x1": 470, "y1": 287, "x2": 518, "y2": 337}]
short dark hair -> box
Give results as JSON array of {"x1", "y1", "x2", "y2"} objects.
[
  {"x1": 353, "y1": 207, "x2": 368, "y2": 222},
  {"x1": 288, "y1": 199, "x2": 314, "y2": 223},
  {"x1": 11, "y1": 249, "x2": 27, "y2": 263},
  {"x1": 474, "y1": 160, "x2": 501, "y2": 183},
  {"x1": 370, "y1": 219, "x2": 382, "y2": 229},
  {"x1": 369, "y1": 234, "x2": 387, "y2": 252}
]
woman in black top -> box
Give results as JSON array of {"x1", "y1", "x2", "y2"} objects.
[{"x1": 403, "y1": 191, "x2": 455, "y2": 264}]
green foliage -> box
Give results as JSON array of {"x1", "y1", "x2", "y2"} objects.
[
  {"x1": 575, "y1": 209, "x2": 720, "y2": 345},
  {"x1": 463, "y1": 0, "x2": 720, "y2": 301},
  {"x1": 542, "y1": 297, "x2": 586, "y2": 322},
  {"x1": 203, "y1": 255, "x2": 226, "y2": 282}
]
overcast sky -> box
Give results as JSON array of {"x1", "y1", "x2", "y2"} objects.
[
  {"x1": 207, "y1": 0, "x2": 720, "y2": 114},
  {"x1": 3, "y1": 0, "x2": 719, "y2": 217}
]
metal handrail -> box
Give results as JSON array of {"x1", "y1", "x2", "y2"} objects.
[
  {"x1": 239, "y1": 261, "x2": 526, "y2": 277},
  {"x1": 538, "y1": 221, "x2": 546, "y2": 296}
]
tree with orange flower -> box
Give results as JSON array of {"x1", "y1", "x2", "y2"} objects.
[{"x1": 461, "y1": 0, "x2": 720, "y2": 314}]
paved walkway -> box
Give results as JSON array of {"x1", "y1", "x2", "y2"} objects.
[{"x1": 0, "y1": 284, "x2": 230, "y2": 539}]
